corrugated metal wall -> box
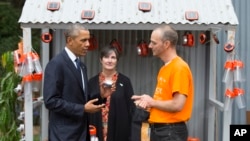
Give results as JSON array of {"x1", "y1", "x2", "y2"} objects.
[
  {"x1": 45, "y1": 1, "x2": 250, "y2": 141},
  {"x1": 41, "y1": 1, "x2": 250, "y2": 141},
  {"x1": 51, "y1": 29, "x2": 210, "y2": 140}
]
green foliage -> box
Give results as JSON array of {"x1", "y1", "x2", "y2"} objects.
[
  {"x1": 0, "y1": 4, "x2": 22, "y2": 53},
  {"x1": 0, "y1": 4, "x2": 41, "y2": 75},
  {"x1": 0, "y1": 51, "x2": 21, "y2": 141},
  {"x1": 1, "y1": 51, "x2": 14, "y2": 71},
  {"x1": 0, "y1": 0, "x2": 25, "y2": 9},
  {"x1": 0, "y1": 2, "x2": 41, "y2": 140},
  {"x1": 0, "y1": 4, "x2": 21, "y2": 76}
]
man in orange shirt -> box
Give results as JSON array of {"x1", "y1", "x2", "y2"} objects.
[{"x1": 132, "y1": 25, "x2": 194, "y2": 141}]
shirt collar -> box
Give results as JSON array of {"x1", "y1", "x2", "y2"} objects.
[{"x1": 65, "y1": 47, "x2": 78, "y2": 62}]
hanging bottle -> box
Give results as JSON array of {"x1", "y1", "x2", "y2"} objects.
[
  {"x1": 32, "y1": 52, "x2": 43, "y2": 73},
  {"x1": 222, "y1": 60, "x2": 234, "y2": 83},
  {"x1": 233, "y1": 60, "x2": 244, "y2": 82},
  {"x1": 233, "y1": 87, "x2": 245, "y2": 109},
  {"x1": 89, "y1": 125, "x2": 99, "y2": 141},
  {"x1": 26, "y1": 52, "x2": 34, "y2": 74},
  {"x1": 32, "y1": 73, "x2": 43, "y2": 92},
  {"x1": 224, "y1": 89, "x2": 235, "y2": 111}
]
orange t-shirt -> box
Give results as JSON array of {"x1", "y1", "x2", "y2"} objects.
[{"x1": 148, "y1": 56, "x2": 194, "y2": 123}]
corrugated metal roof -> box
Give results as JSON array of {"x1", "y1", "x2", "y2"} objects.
[{"x1": 18, "y1": 0, "x2": 238, "y2": 30}]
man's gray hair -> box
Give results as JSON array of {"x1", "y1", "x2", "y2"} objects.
[
  {"x1": 155, "y1": 25, "x2": 178, "y2": 46},
  {"x1": 64, "y1": 24, "x2": 88, "y2": 38}
]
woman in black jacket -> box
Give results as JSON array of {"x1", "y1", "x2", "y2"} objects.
[{"x1": 88, "y1": 45, "x2": 136, "y2": 141}]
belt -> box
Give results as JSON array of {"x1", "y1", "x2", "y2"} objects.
[{"x1": 149, "y1": 122, "x2": 185, "y2": 128}]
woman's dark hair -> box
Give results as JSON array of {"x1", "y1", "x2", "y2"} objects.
[{"x1": 99, "y1": 45, "x2": 120, "y2": 60}]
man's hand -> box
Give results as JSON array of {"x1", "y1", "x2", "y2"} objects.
[
  {"x1": 84, "y1": 98, "x2": 105, "y2": 113},
  {"x1": 131, "y1": 94, "x2": 153, "y2": 110}
]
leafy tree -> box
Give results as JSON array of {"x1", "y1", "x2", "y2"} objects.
[
  {"x1": 0, "y1": 2, "x2": 40, "y2": 75},
  {"x1": 0, "y1": 4, "x2": 22, "y2": 49},
  {"x1": 0, "y1": 3, "x2": 22, "y2": 75},
  {"x1": 0, "y1": 0, "x2": 25, "y2": 9},
  {"x1": 0, "y1": 1, "x2": 40, "y2": 140}
]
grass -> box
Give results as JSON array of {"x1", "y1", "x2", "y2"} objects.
[
  {"x1": 33, "y1": 125, "x2": 40, "y2": 141},
  {"x1": 34, "y1": 134, "x2": 40, "y2": 141}
]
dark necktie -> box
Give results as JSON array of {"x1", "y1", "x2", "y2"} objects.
[
  {"x1": 75, "y1": 58, "x2": 81, "y2": 70},
  {"x1": 75, "y1": 58, "x2": 87, "y2": 101},
  {"x1": 75, "y1": 58, "x2": 83, "y2": 85}
]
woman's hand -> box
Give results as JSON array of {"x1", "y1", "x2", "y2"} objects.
[{"x1": 100, "y1": 81, "x2": 115, "y2": 98}]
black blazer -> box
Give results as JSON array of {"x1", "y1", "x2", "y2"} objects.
[{"x1": 43, "y1": 49, "x2": 89, "y2": 141}]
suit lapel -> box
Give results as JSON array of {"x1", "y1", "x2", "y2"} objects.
[{"x1": 61, "y1": 50, "x2": 85, "y2": 94}]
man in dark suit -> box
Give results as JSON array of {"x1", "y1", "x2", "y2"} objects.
[{"x1": 43, "y1": 24, "x2": 106, "y2": 141}]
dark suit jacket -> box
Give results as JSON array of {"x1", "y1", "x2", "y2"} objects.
[{"x1": 43, "y1": 49, "x2": 89, "y2": 141}]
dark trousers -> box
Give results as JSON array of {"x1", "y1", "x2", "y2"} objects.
[{"x1": 150, "y1": 122, "x2": 188, "y2": 141}]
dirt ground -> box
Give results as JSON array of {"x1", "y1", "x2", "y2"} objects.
[{"x1": 33, "y1": 125, "x2": 40, "y2": 135}]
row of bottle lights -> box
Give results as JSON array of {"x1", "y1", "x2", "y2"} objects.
[
  {"x1": 222, "y1": 49, "x2": 245, "y2": 111},
  {"x1": 13, "y1": 41, "x2": 43, "y2": 141}
]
